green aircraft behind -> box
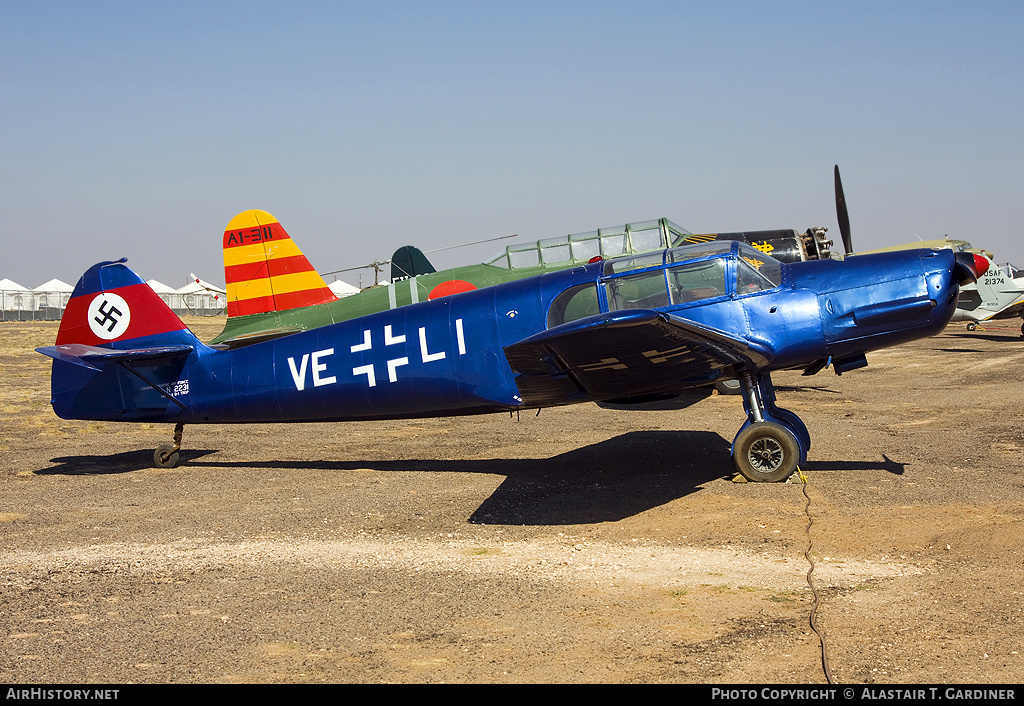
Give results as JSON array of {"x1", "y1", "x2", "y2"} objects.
[{"x1": 211, "y1": 209, "x2": 837, "y2": 348}]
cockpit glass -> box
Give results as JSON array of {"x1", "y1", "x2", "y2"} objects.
[
  {"x1": 666, "y1": 241, "x2": 733, "y2": 264},
  {"x1": 550, "y1": 240, "x2": 785, "y2": 324},
  {"x1": 604, "y1": 269, "x2": 670, "y2": 311},
  {"x1": 735, "y1": 245, "x2": 782, "y2": 293},
  {"x1": 668, "y1": 258, "x2": 727, "y2": 304},
  {"x1": 547, "y1": 283, "x2": 601, "y2": 327},
  {"x1": 602, "y1": 251, "x2": 664, "y2": 276}
]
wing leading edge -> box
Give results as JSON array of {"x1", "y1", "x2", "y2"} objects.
[{"x1": 503, "y1": 309, "x2": 771, "y2": 406}]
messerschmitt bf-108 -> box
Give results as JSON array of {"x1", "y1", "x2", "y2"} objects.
[{"x1": 38, "y1": 232, "x2": 982, "y2": 482}]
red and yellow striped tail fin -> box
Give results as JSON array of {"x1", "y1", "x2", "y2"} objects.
[{"x1": 222, "y1": 210, "x2": 336, "y2": 317}]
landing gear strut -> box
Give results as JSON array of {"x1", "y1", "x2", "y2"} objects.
[
  {"x1": 731, "y1": 372, "x2": 809, "y2": 482},
  {"x1": 153, "y1": 423, "x2": 184, "y2": 468}
]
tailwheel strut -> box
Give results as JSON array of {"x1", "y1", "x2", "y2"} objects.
[{"x1": 153, "y1": 423, "x2": 184, "y2": 468}]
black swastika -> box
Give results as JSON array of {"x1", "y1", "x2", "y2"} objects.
[{"x1": 93, "y1": 299, "x2": 123, "y2": 333}]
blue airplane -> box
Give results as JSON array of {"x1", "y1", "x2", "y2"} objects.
[{"x1": 37, "y1": 240, "x2": 980, "y2": 482}]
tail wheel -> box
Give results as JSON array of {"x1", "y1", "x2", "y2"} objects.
[
  {"x1": 732, "y1": 421, "x2": 800, "y2": 482},
  {"x1": 153, "y1": 444, "x2": 180, "y2": 469}
]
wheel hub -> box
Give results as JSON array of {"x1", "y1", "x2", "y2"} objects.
[{"x1": 748, "y1": 438, "x2": 784, "y2": 472}]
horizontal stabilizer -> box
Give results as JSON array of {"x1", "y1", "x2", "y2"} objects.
[{"x1": 36, "y1": 343, "x2": 194, "y2": 371}]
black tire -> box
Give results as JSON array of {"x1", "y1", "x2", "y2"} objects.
[
  {"x1": 153, "y1": 444, "x2": 180, "y2": 469},
  {"x1": 715, "y1": 379, "x2": 742, "y2": 395},
  {"x1": 967, "y1": 323, "x2": 977, "y2": 331},
  {"x1": 732, "y1": 421, "x2": 800, "y2": 482}
]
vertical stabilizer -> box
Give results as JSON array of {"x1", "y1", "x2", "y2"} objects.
[
  {"x1": 390, "y1": 245, "x2": 437, "y2": 280},
  {"x1": 42, "y1": 259, "x2": 202, "y2": 422},
  {"x1": 56, "y1": 259, "x2": 193, "y2": 348},
  {"x1": 223, "y1": 210, "x2": 337, "y2": 317}
]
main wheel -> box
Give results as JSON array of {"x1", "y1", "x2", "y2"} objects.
[
  {"x1": 732, "y1": 421, "x2": 800, "y2": 482},
  {"x1": 153, "y1": 444, "x2": 180, "y2": 469},
  {"x1": 715, "y1": 379, "x2": 742, "y2": 395}
]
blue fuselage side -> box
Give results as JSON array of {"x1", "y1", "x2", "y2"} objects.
[{"x1": 47, "y1": 245, "x2": 962, "y2": 424}]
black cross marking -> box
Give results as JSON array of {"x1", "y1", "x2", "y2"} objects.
[{"x1": 93, "y1": 299, "x2": 123, "y2": 333}]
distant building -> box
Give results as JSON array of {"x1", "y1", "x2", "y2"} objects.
[
  {"x1": 1, "y1": 278, "x2": 74, "y2": 321},
  {"x1": 0, "y1": 275, "x2": 227, "y2": 320}
]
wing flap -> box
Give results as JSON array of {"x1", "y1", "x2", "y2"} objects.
[{"x1": 503, "y1": 310, "x2": 770, "y2": 406}]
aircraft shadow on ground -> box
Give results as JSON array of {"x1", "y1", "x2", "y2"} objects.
[
  {"x1": 41, "y1": 431, "x2": 733, "y2": 525},
  {"x1": 465, "y1": 430, "x2": 731, "y2": 525},
  {"x1": 946, "y1": 332, "x2": 1020, "y2": 343},
  {"x1": 38, "y1": 434, "x2": 906, "y2": 524},
  {"x1": 774, "y1": 384, "x2": 842, "y2": 395},
  {"x1": 800, "y1": 454, "x2": 905, "y2": 476},
  {"x1": 39, "y1": 449, "x2": 220, "y2": 475}
]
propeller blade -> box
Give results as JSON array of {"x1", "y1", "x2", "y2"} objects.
[
  {"x1": 954, "y1": 252, "x2": 980, "y2": 286},
  {"x1": 834, "y1": 165, "x2": 853, "y2": 256}
]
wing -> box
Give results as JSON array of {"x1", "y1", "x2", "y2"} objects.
[
  {"x1": 981, "y1": 294, "x2": 1024, "y2": 322},
  {"x1": 503, "y1": 309, "x2": 771, "y2": 406}
]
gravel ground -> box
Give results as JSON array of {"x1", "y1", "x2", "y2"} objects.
[{"x1": 2, "y1": 317, "x2": 1023, "y2": 684}]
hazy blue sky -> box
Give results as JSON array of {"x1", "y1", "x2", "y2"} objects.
[{"x1": 3, "y1": 1, "x2": 1022, "y2": 289}]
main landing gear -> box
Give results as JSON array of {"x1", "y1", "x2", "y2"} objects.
[
  {"x1": 153, "y1": 422, "x2": 184, "y2": 468},
  {"x1": 731, "y1": 372, "x2": 809, "y2": 482}
]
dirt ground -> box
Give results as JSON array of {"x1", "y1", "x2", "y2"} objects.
[{"x1": 2, "y1": 316, "x2": 1023, "y2": 684}]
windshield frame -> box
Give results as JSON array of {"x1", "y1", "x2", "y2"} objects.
[
  {"x1": 545, "y1": 241, "x2": 787, "y2": 328},
  {"x1": 596, "y1": 241, "x2": 784, "y2": 313}
]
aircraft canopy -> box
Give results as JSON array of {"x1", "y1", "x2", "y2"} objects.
[{"x1": 485, "y1": 218, "x2": 692, "y2": 270}]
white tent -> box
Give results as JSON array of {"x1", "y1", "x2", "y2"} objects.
[
  {"x1": 0, "y1": 278, "x2": 28, "y2": 291},
  {"x1": 146, "y1": 279, "x2": 178, "y2": 309},
  {"x1": 32, "y1": 278, "x2": 74, "y2": 314},
  {"x1": 147, "y1": 279, "x2": 177, "y2": 295},
  {"x1": 1, "y1": 278, "x2": 31, "y2": 312},
  {"x1": 34, "y1": 278, "x2": 73, "y2": 292},
  {"x1": 174, "y1": 277, "x2": 226, "y2": 314},
  {"x1": 329, "y1": 279, "x2": 359, "y2": 298}
]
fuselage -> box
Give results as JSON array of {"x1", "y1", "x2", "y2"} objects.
[{"x1": 47, "y1": 243, "x2": 963, "y2": 425}]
